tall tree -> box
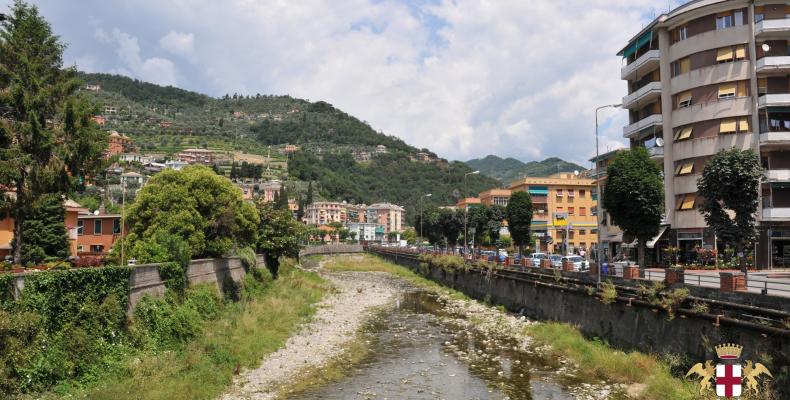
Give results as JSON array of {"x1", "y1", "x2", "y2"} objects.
[
  {"x1": 603, "y1": 147, "x2": 664, "y2": 269},
  {"x1": 276, "y1": 186, "x2": 289, "y2": 210},
  {"x1": 486, "y1": 205, "x2": 507, "y2": 243},
  {"x1": 12, "y1": 194, "x2": 69, "y2": 265},
  {"x1": 306, "y1": 181, "x2": 314, "y2": 204},
  {"x1": 437, "y1": 208, "x2": 463, "y2": 247},
  {"x1": 506, "y1": 191, "x2": 534, "y2": 255},
  {"x1": 0, "y1": 1, "x2": 107, "y2": 264},
  {"x1": 697, "y1": 149, "x2": 763, "y2": 270},
  {"x1": 467, "y1": 205, "x2": 489, "y2": 248}
]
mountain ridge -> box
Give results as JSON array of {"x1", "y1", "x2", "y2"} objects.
[{"x1": 465, "y1": 155, "x2": 587, "y2": 185}]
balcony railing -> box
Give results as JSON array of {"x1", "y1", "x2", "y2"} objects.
[
  {"x1": 755, "y1": 18, "x2": 790, "y2": 36},
  {"x1": 622, "y1": 81, "x2": 662, "y2": 110},
  {"x1": 760, "y1": 131, "x2": 790, "y2": 147},
  {"x1": 648, "y1": 146, "x2": 664, "y2": 158},
  {"x1": 756, "y1": 56, "x2": 790, "y2": 73},
  {"x1": 623, "y1": 113, "x2": 662, "y2": 139},
  {"x1": 763, "y1": 207, "x2": 790, "y2": 221},
  {"x1": 766, "y1": 169, "x2": 790, "y2": 182},
  {"x1": 621, "y1": 49, "x2": 660, "y2": 81},
  {"x1": 758, "y1": 93, "x2": 790, "y2": 108}
]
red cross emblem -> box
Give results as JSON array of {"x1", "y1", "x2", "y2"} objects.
[{"x1": 716, "y1": 364, "x2": 742, "y2": 398}]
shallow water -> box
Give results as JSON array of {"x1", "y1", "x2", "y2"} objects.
[{"x1": 296, "y1": 291, "x2": 600, "y2": 400}]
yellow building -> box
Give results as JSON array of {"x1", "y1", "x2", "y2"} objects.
[
  {"x1": 479, "y1": 189, "x2": 511, "y2": 207},
  {"x1": 509, "y1": 173, "x2": 597, "y2": 254}
]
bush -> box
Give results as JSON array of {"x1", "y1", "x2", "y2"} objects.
[
  {"x1": 237, "y1": 247, "x2": 257, "y2": 271},
  {"x1": 132, "y1": 293, "x2": 203, "y2": 349},
  {"x1": 159, "y1": 262, "x2": 187, "y2": 294}
]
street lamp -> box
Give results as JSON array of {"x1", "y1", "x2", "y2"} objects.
[
  {"x1": 595, "y1": 103, "x2": 622, "y2": 285},
  {"x1": 420, "y1": 193, "x2": 432, "y2": 245},
  {"x1": 463, "y1": 170, "x2": 480, "y2": 256}
]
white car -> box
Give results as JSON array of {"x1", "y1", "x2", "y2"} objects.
[
  {"x1": 561, "y1": 255, "x2": 589, "y2": 271},
  {"x1": 549, "y1": 254, "x2": 563, "y2": 268},
  {"x1": 529, "y1": 253, "x2": 547, "y2": 267}
]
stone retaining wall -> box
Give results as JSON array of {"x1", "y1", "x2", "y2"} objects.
[{"x1": 299, "y1": 244, "x2": 364, "y2": 257}]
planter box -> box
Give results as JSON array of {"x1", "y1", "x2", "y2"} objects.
[
  {"x1": 540, "y1": 259, "x2": 552, "y2": 269},
  {"x1": 665, "y1": 268, "x2": 684, "y2": 285},
  {"x1": 562, "y1": 261, "x2": 575, "y2": 271},
  {"x1": 720, "y1": 272, "x2": 746, "y2": 292},
  {"x1": 623, "y1": 265, "x2": 640, "y2": 280},
  {"x1": 589, "y1": 263, "x2": 599, "y2": 276}
]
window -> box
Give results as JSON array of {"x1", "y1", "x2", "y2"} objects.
[
  {"x1": 77, "y1": 220, "x2": 84, "y2": 235},
  {"x1": 716, "y1": 13, "x2": 734, "y2": 30},
  {"x1": 671, "y1": 57, "x2": 691, "y2": 76},
  {"x1": 591, "y1": 206, "x2": 598, "y2": 216},
  {"x1": 718, "y1": 83, "x2": 737, "y2": 99},
  {"x1": 579, "y1": 230, "x2": 586, "y2": 236},
  {"x1": 113, "y1": 218, "x2": 121, "y2": 234},
  {"x1": 716, "y1": 47, "x2": 734, "y2": 63},
  {"x1": 734, "y1": 45, "x2": 745, "y2": 61},
  {"x1": 556, "y1": 207, "x2": 564, "y2": 213},
  {"x1": 579, "y1": 189, "x2": 586, "y2": 197},
  {"x1": 755, "y1": 6, "x2": 764, "y2": 23},
  {"x1": 568, "y1": 189, "x2": 575, "y2": 198},
  {"x1": 77, "y1": 245, "x2": 83, "y2": 252},
  {"x1": 556, "y1": 189, "x2": 563, "y2": 197},
  {"x1": 93, "y1": 220, "x2": 102, "y2": 235},
  {"x1": 568, "y1": 207, "x2": 575, "y2": 215},
  {"x1": 90, "y1": 245, "x2": 104, "y2": 254},
  {"x1": 678, "y1": 25, "x2": 687, "y2": 41},
  {"x1": 678, "y1": 194, "x2": 696, "y2": 210},
  {"x1": 677, "y1": 91, "x2": 692, "y2": 108},
  {"x1": 674, "y1": 126, "x2": 693, "y2": 141},
  {"x1": 758, "y1": 78, "x2": 767, "y2": 95},
  {"x1": 734, "y1": 10, "x2": 744, "y2": 26},
  {"x1": 738, "y1": 117, "x2": 750, "y2": 132},
  {"x1": 720, "y1": 118, "x2": 737, "y2": 134},
  {"x1": 675, "y1": 162, "x2": 694, "y2": 176},
  {"x1": 580, "y1": 207, "x2": 587, "y2": 216}
]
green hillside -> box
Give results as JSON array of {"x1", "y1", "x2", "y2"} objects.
[
  {"x1": 465, "y1": 155, "x2": 587, "y2": 185},
  {"x1": 77, "y1": 73, "x2": 495, "y2": 217}
]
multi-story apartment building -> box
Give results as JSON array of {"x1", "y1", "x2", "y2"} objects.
[
  {"x1": 589, "y1": 149, "x2": 627, "y2": 262},
  {"x1": 347, "y1": 222, "x2": 386, "y2": 242},
  {"x1": 367, "y1": 203, "x2": 405, "y2": 234},
  {"x1": 176, "y1": 148, "x2": 215, "y2": 164},
  {"x1": 479, "y1": 189, "x2": 511, "y2": 207},
  {"x1": 620, "y1": 0, "x2": 790, "y2": 267},
  {"x1": 509, "y1": 173, "x2": 598, "y2": 254},
  {"x1": 304, "y1": 202, "x2": 348, "y2": 226}
]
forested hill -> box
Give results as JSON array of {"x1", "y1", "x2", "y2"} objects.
[
  {"x1": 465, "y1": 155, "x2": 586, "y2": 184},
  {"x1": 77, "y1": 72, "x2": 497, "y2": 217}
]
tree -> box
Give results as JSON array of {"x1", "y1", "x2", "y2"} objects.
[
  {"x1": 437, "y1": 208, "x2": 463, "y2": 247},
  {"x1": 306, "y1": 181, "x2": 314, "y2": 205},
  {"x1": 230, "y1": 162, "x2": 238, "y2": 180},
  {"x1": 603, "y1": 147, "x2": 664, "y2": 269},
  {"x1": 0, "y1": 1, "x2": 108, "y2": 264},
  {"x1": 13, "y1": 194, "x2": 69, "y2": 265},
  {"x1": 255, "y1": 200, "x2": 303, "y2": 277},
  {"x1": 697, "y1": 149, "x2": 763, "y2": 270},
  {"x1": 486, "y1": 205, "x2": 507, "y2": 243},
  {"x1": 467, "y1": 205, "x2": 489, "y2": 248},
  {"x1": 211, "y1": 163, "x2": 222, "y2": 175},
  {"x1": 506, "y1": 191, "x2": 534, "y2": 255},
  {"x1": 276, "y1": 186, "x2": 289, "y2": 210},
  {"x1": 123, "y1": 165, "x2": 259, "y2": 261}
]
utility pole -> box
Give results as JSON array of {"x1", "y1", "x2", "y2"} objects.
[
  {"x1": 121, "y1": 180, "x2": 126, "y2": 265},
  {"x1": 594, "y1": 103, "x2": 622, "y2": 284},
  {"x1": 463, "y1": 170, "x2": 480, "y2": 256}
]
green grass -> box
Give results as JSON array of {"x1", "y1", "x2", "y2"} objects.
[
  {"x1": 39, "y1": 263, "x2": 330, "y2": 400},
  {"x1": 323, "y1": 254, "x2": 467, "y2": 300}
]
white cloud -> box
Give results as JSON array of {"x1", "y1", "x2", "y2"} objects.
[
  {"x1": 62, "y1": 0, "x2": 688, "y2": 164},
  {"x1": 95, "y1": 27, "x2": 178, "y2": 86},
  {"x1": 159, "y1": 30, "x2": 195, "y2": 60}
]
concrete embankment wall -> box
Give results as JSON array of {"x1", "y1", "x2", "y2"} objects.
[
  {"x1": 299, "y1": 244, "x2": 364, "y2": 258},
  {"x1": 370, "y1": 249, "x2": 790, "y2": 391}
]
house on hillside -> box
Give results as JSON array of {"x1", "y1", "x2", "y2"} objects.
[
  {"x1": 76, "y1": 211, "x2": 125, "y2": 256},
  {"x1": 107, "y1": 131, "x2": 133, "y2": 157},
  {"x1": 176, "y1": 148, "x2": 214, "y2": 164},
  {"x1": 0, "y1": 198, "x2": 87, "y2": 259}
]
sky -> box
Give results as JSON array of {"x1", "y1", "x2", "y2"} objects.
[{"x1": 2, "y1": 0, "x2": 688, "y2": 166}]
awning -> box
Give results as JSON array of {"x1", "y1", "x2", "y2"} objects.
[
  {"x1": 622, "y1": 225, "x2": 668, "y2": 249},
  {"x1": 621, "y1": 31, "x2": 652, "y2": 59}
]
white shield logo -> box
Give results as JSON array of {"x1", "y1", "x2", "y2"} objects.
[{"x1": 716, "y1": 363, "x2": 742, "y2": 398}]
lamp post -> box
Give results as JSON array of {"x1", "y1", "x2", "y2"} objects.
[
  {"x1": 420, "y1": 193, "x2": 432, "y2": 245},
  {"x1": 595, "y1": 103, "x2": 622, "y2": 285},
  {"x1": 463, "y1": 170, "x2": 480, "y2": 256}
]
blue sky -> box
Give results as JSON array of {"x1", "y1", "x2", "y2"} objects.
[{"x1": 2, "y1": 0, "x2": 688, "y2": 166}]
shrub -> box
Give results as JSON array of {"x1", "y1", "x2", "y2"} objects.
[
  {"x1": 159, "y1": 261, "x2": 187, "y2": 294},
  {"x1": 185, "y1": 285, "x2": 223, "y2": 320},
  {"x1": 132, "y1": 293, "x2": 203, "y2": 349},
  {"x1": 237, "y1": 246, "x2": 257, "y2": 271},
  {"x1": 600, "y1": 282, "x2": 617, "y2": 305}
]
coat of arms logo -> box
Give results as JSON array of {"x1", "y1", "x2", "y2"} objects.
[{"x1": 685, "y1": 343, "x2": 772, "y2": 398}]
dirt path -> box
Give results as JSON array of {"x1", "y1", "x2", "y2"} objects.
[{"x1": 220, "y1": 266, "x2": 399, "y2": 400}]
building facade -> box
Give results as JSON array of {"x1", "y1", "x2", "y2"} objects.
[
  {"x1": 509, "y1": 173, "x2": 598, "y2": 254},
  {"x1": 589, "y1": 149, "x2": 628, "y2": 262},
  {"x1": 366, "y1": 202, "x2": 405, "y2": 234},
  {"x1": 620, "y1": 0, "x2": 790, "y2": 267},
  {"x1": 107, "y1": 131, "x2": 133, "y2": 157},
  {"x1": 304, "y1": 202, "x2": 348, "y2": 225},
  {"x1": 76, "y1": 213, "x2": 123, "y2": 256},
  {"x1": 176, "y1": 148, "x2": 215, "y2": 164},
  {"x1": 479, "y1": 189, "x2": 512, "y2": 207}
]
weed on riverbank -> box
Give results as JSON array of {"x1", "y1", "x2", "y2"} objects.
[{"x1": 33, "y1": 260, "x2": 329, "y2": 400}]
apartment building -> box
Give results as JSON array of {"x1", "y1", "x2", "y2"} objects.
[
  {"x1": 589, "y1": 149, "x2": 627, "y2": 262},
  {"x1": 347, "y1": 222, "x2": 386, "y2": 242},
  {"x1": 479, "y1": 189, "x2": 511, "y2": 207},
  {"x1": 620, "y1": 0, "x2": 790, "y2": 267},
  {"x1": 510, "y1": 173, "x2": 598, "y2": 254},
  {"x1": 304, "y1": 202, "x2": 348, "y2": 225},
  {"x1": 176, "y1": 148, "x2": 215, "y2": 164},
  {"x1": 367, "y1": 203, "x2": 406, "y2": 234}
]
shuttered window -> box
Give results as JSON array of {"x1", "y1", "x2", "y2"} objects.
[
  {"x1": 677, "y1": 91, "x2": 692, "y2": 108},
  {"x1": 739, "y1": 117, "x2": 750, "y2": 132},
  {"x1": 674, "y1": 126, "x2": 693, "y2": 141},
  {"x1": 718, "y1": 83, "x2": 737, "y2": 99},
  {"x1": 716, "y1": 47, "x2": 734, "y2": 62},
  {"x1": 720, "y1": 119, "x2": 737, "y2": 133},
  {"x1": 678, "y1": 162, "x2": 694, "y2": 176},
  {"x1": 678, "y1": 195, "x2": 696, "y2": 210},
  {"x1": 758, "y1": 78, "x2": 767, "y2": 95},
  {"x1": 735, "y1": 45, "x2": 746, "y2": 60},
  {"x1": 680, "y1": 57, "x2": 690, "y2": 73}
]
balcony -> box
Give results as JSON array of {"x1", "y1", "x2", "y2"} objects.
[
  {"x1": 621, "y1": 49, "x2": 660, "y2": 81},
  {"x1": 648, "y1": 146, "x2": 664, "y2": 160},
  {"x1": 673, "y1": 134, "x2": 753, "y2": 161},
  {"x1": 623, "y1": 114, "x2": 662, "y2": 139},
  {"x1": 766, "y1": 169, "x2": 790, "y2": 182},
  {"x1": 755, "y1": 18, "x2": 790, "y2": 37},
  {"x1": 671, "y1": 97, "x2": 751, "y2": 128},
  {"x1": 760, "y1": 131, "x2": 790, "y2": 148},
  {"x1": 756, "y1": 56, "x2": 790, "y2": 74},
  {"x1": 759, "y1": 93, "x2": 790, "y2": 108},
  {"x1": 622, "y1": 81, "x2": 662, "y2": 110},
  {"x1": 762, "y1": 207, "x2": 790, "y2": 221}
]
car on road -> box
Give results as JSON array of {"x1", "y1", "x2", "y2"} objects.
[
  {"x1": 549, "y1": 254, "x2": 563, "y2": 268},
  {"x1": 529, "y1": 253, "x2": 547, "y2": 267},
  {"x1": 561, "y1": 255, "x2": 588, "y2": 271}
]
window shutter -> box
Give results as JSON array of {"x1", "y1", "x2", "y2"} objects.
[
  {"x1": 716, "y1": 47, "x2": 734, "y2": 62},
  {"x1": 674, "y1": 164, "x2": 682, "y2": 176},
  {"x1": 735, "y1": 45, "x2": 745, "y2": 60},
  {"x1": 680, "y1": 58, "x2": 691, "y2": 73},
  {"x1": 680, "y1": 195, "x2": 696, "y2": 210},
  {"x1": 679, "y1": 162, "x2": 694, "y2": 175},
  {"x1": 720, "y1": 119, "x2": 737, "y2": 133},
  {"x1": 677, "y1": 126, "x2": 693, "y2": 141},
  {"x1": 739, "y1": 117, "x2": 749, "y2": 132},
  {"x1": 677, "y1": 91, "x2": 692, "y2": 107},
  {"x1": 718, "y1": 83, "x2": 737, "y2": 98}
]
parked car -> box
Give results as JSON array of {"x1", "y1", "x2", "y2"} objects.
[
  {"x1": 549, "y1": 254, "x2": 563, "y2": 268},
  {"x1": 529, "y1": 253, "x2": 547, "y2": 267},
  {"x1": 561, "y1": 255, "x2": 589, "y2": 271}
]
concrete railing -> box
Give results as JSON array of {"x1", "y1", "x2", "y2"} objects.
[{"x1": 299, "y1": 244, "x2": 364, "y2": 258}]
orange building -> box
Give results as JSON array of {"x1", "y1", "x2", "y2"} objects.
[
  {"x1": 0, "y1": 199, "x2": 87, "y2": 259},
  {"x1": 107, "y1": 131, "x2": 133, "y2": 157},
  {"x1": 456, "y1": 197, "x2": 481, "y2": 209},
  {"x1": 479, "y1": 189, "x2": 511, "y2": 207},
  {"x1": 76, "y1": 213, "x2": 124, "y2": 256}
]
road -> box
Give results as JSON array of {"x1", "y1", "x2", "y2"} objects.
[{"x1": 640, "y1": 268, "x2": 790, "y2": 297}]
